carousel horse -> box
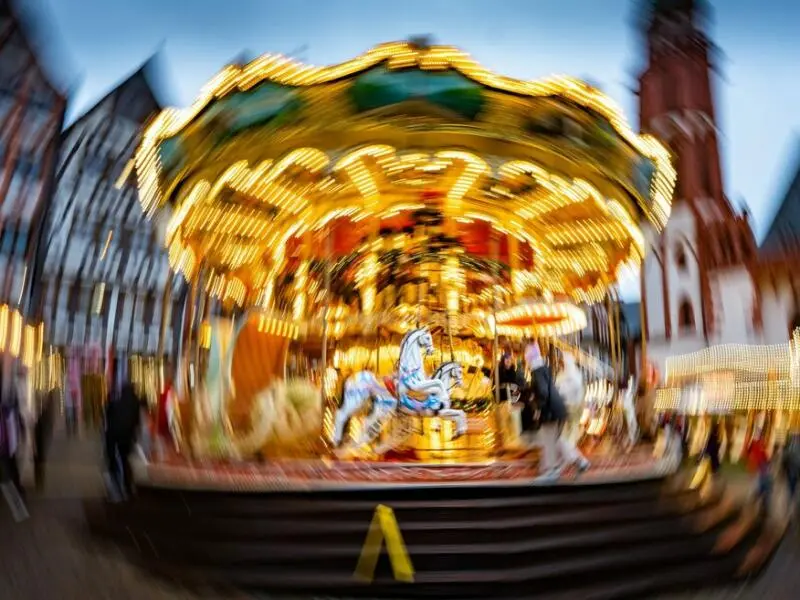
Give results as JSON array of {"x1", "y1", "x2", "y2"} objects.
[
  {"x1": 331, "y1": 327, "x2": 468, "y2": 448},
  {"x1": 395, "y1": 327, "x2": 449, "y2": 409},
  {"x1": 424, "y1": 361, "x2": 467, "y2": 435},
  {"x1": 331, "y1": 370, "x2": 397, "y2": 448}
]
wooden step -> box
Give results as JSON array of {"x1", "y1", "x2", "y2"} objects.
[{"x1": 84, "y1": 473, "x2": 779, "y2": 599}]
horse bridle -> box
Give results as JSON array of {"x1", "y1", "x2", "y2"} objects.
[{"x1": 435, "y1": 362, "x2": 462, "y2": 392}]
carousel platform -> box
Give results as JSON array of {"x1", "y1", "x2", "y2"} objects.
[
  {"x1": 84, "y1": 448, "x2": 786, "y2": 599},
  {"x1": 130, "y1": 446, "x2": 667, "y2": 491}
]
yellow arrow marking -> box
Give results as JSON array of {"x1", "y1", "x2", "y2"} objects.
[{"x1": 354, "y1": 504, "x2": 415, "y2": 583}]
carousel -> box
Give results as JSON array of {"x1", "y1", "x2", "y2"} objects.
[
  {"x1": 88, "y1": 41, "x2": 791, "y2": 599},
  {"x1": 131, "y1": 39, "x2": 676, "y2": 488}
]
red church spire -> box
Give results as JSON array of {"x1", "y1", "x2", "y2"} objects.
[{"x1": 637, "y1": 0, "x2": 758, "y2": 339}]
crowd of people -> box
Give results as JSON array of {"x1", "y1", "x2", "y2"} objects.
[
  {"x1": 2, "y1": 350, "x2": 800, "y2": 516},
  {"x1": 696, "y1": 420, "x2": 800, "y2": 518},
  {"x1": 0, "y1": 371, "x2": 154, "y2": 513}
]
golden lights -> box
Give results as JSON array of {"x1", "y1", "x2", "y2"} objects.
[
  {"x1": 0, "y1": 304, "x2": 44, "y2": 367},
  {"x1": 158, "y1": 143, "x2": 646, "y2": 306},
  {"x1": 256, "y1": 314, "x2": 300, "y2": 340},
  {"x1": 135, "y1": 41, "x2": 674, "y2": 229},
  {"x1": 132, "y1": 41, "x2": 676, "y2": 326},
  {"x1": 656, "y1": 333, "x2": 800, "y2": 413},
  {"x1": 490, "y1": 301, "x2": 588, "y2": 338}
]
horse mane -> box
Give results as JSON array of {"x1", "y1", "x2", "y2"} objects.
[{"x1": 399, "y1": 327, "x2": 425, "y2": 359}]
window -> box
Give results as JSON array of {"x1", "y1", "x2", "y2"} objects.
[
  {"x1": 699, "y1": 158, "x2": 711, "y2": 195},
  {"x1": 67, "y1": 282, "x2": 82, "y2": 314},
  {"x1": 675, "y1": 244, "x2": 687, "y2": 270},
  {"x1": 0, "y1": 230, "x2": 14, "y2": 255},
  {"x1": 143, "y1": 291, "x2": 156, "y2": 328},
  {"x1": 14, "y1": 231, "x2": 27, "y2": 256},
  {"x1": 663, "y1": 68, "x2": 681, "y2": 112},
  {"x1": 16, "y1": 154, "x2": 41, "y2": 180},
  {"x1": 678, "y1": 299, "x2": 695, "y2": 333}
]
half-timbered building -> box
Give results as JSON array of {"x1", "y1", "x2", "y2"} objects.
[
  {"x1": 40, "y1": 56, "x2": 182, "y2": 383},
  {"x1": 0, "y1": 0, "x2": 66, "y2": 316}
]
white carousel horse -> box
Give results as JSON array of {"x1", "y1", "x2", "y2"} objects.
[
  {"x1": 331, "y1": 360, "x2": 468, "y2": 449},
  {"x1": 331, "y1": 370, "x2": 397, "y2": 448},
  {"x1": 395, "y1": 327, "x2": 449, "y2": 407},
  {"x1": 424, "y1": 361, "x2": 468, "y2": 436},
  {"x1": 331, "y1": 327, "x2": 468, "y2": 448}
]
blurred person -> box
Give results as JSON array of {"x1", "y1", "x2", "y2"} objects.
[
  {"x1": 497, "y1": 351, "x2": 519, "y2": 402},
  {"x1": 32, "y1": 387, "x2": 57, "y2": 491},
  {"x1": 524, "y1": 342, "x2": 589, "y2": 482},
  {"x1": 104, "y1": 381, "x2": 145, "y2": 501},
  {"x1": 746, "y1": 433, "x2": 772, "y2": 514},
  {"x1": 0, "y1": 370, "x2": 25, "y2": 498},
  {"x1": 496, "y1": 351, "x2": 525, "y2": 444},
  {"x1": 703, "y1": 421, "x2": 722, "y2": 475},
  {"x1": 64, "y1": 386, "x2": 79, "y2": 437}
]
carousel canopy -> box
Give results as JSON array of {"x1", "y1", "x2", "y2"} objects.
[{"x1": 134, "y1": 41, "x2": 675, "y2": 333}]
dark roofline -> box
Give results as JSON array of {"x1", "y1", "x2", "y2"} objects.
[
  {"x1": 759, "y1": 136, "x2": 800, "y2": 247},
  {"x1": 5, "y1": 0, "x2": 78, "y2": 97},
  {"x1": 63, "y1": 48, "x2": 176, "y2": 135}
]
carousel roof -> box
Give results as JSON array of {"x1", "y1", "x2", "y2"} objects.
[{"x1": 134, "y1": 41, "x2": 675, "y2": 313}]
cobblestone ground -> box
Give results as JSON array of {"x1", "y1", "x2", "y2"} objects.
[{"x1": 1, "y1": 428, "x2": 798, "y2": 599}]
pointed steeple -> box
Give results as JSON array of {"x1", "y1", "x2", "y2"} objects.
[{"x1": 639, "y1": 0, "x2": 710, "y2": 33}]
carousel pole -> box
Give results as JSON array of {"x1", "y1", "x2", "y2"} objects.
[
  {"x1": 491, "y1": 231, "x2": 503, "y2": 450},
  {"x1": 614, "y1": 288, "x2": 623, "y2": 383},
  {"x1": 606, "y1": 292, "x2": 617, "y2": 387},
  {"x1": 614, "y1": 288, "x2": 627, "y2": 380},
  {"x1": 193, "y1": 272, "x2": 212, "y2": 384},
  {"x1": 157, "y1": 269, "x2": 175, "y2": 391},
  {"x1": 447, "y1": 313, "x2": 455, "y2": 362},
  {"x1": 492, "y1": 235, "x2": 500, "y2": 405},
  {"x1": 177, "y1": 269, "x2": 201, "y2": 457},
  {"x1": 376, "y1": 334, "x2": 381, "y2": 376},
  {"x1": 639, "y1": 286, "x2": 648, "y2": 381},
  {"x1": 320, "y1": 228, "x2": 332, "y2": 403}
]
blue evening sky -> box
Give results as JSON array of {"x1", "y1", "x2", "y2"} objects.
[{"x1": 36, "y1": 0, "x2": 799, "y2": 297}]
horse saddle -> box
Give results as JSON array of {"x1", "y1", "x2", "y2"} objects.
[
  {"x1": 383, "y1": 376, "x2": 399, "y2": 398},
  {"x1": 383, "y1": 376, "x2": 440, "y2": 410}
]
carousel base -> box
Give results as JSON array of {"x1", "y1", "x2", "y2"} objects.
[{"x1": 85, "y1": 450, "x2": 785, "y2": 599}]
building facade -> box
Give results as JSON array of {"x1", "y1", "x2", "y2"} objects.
[
  {"x1": 40, "y1": 59, "x2": 183, "y2": 373},
  {"x1": 641, "y1": 1, "x2": 800, "y2": 449},
  {"x1": 0, "y1": 1, "x2": 66, "y2": 316}
]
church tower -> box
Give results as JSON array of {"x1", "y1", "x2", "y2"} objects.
[{"x1": 637, "y1": 0, "x2": 757, "y2": 365}]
